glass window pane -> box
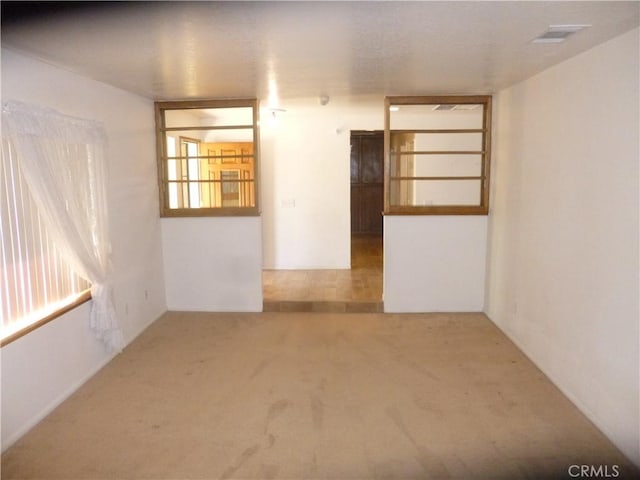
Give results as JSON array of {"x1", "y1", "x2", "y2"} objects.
[
  {"x1": 390, "y1": 104, "x2": 484, "y2": 130},
  {"x1": 164, "y1": 129, "x2": 253, "y2": 151},
  {"x1": 414, "y1": 154, "x2": 482, "y2": 177},
  {"x1": 390, "y1": 179, "x2": 482, "y2": 206},
  {"x1": 391, "y1": 132, "x2": 482, "y2": 152},
  {"x1": 165, "y1": 107, "x2": 253, "y2": 128},
  {"x1": 391, "y1": 153, "x2": 482, "y2": 177},
  {"x1": 165, "y1": 153, "x2": 255, "y2": 210},
  {"x1": 384, "y1": 96, "x2": 490, "y2": 214},
  {"x1": 156, "y1": 100, "x2": 259, "y2": 216},
  {"x1": 221, "y1": 170, "x2": 240, "y2": 207}
]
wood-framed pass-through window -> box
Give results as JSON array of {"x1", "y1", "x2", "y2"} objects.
[
  {"x1": 155, "y1": 99, "x2": 260, "y2": 217},
  {"x1": 384, "y1": 95, "x2": 492, "y2": 215}
]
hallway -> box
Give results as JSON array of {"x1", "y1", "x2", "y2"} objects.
[{"x1": 263, "y1": 235, "x2": 383, "y2": 312}]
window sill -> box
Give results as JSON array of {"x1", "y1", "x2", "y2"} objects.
[{"x1": 1, "y1": 289, "x2": 92, "y2": 348}]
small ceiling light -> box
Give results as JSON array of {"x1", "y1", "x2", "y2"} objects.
[
  {"x1": 319, "y1": 94, "x2": 330, "y2": 106},
  {"x1": 532, "y1": 24, "x2": 591, "y2": 44},
  {"x1": 389, "y1": 106, "x2": 400, "y2": 112}
]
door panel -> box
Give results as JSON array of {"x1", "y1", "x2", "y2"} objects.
[
  {"x1": 351, "y1": 131, "x2": 383, "y2": 235},
  {"x1": 352, "y1": 184, "x2": 383, "y2": 234},
  {"x1": 361, "y1": 134, "x2": 384, "y2": 183}
]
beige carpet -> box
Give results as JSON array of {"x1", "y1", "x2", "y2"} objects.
[{"x1": 2, "y1": 312, "x2": 636, "y2": 479}]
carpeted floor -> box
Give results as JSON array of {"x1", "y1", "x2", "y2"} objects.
[{"x1": 2, "y1": 312, "x2": 636, "y2": 479}]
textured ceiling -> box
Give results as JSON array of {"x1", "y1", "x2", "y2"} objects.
[{"x1": 1, "y1": 1, "x2": 638, "y2": 102}]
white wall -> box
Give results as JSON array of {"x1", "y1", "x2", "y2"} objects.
[
  {"x1": 384, "y1": 215, "x2": 487, "y2": 312},
  {"x1": 162, "y1": 217, "x2": 262, "y2": 311},
  {"x1": 486, "y1": 28, "x2": 639, "y2": 465},
  {"x1": 261, "y1": 96, "x2": 383, "y2": 269},
  {"x1": 1, "y1": 49, "x2": 167, "y2": 449}
]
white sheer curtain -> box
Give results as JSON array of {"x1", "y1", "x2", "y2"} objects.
[{"x1": 2, "y1": 101, "x2": 123, "y2": 351}]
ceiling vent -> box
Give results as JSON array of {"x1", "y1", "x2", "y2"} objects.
[
  {"x1": 453, "y1": 104, "x2": 480, "y2": 111},
  {"x1": 532, "y1": 24, "x2": 591, "y2": 43},
  {"x1": 433, "y1": 104, "x2": 456, "y2": 111},
  {"x1": 433, "y1": 104, "x2": 480, "y2": 112}
]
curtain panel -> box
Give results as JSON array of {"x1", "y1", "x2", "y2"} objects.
[{"x1": 1, "y1": 101, "x2": 123, "y2": 351}]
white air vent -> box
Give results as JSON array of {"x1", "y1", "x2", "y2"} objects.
[
  {"x1": 433, "y1": 104, "x2": 480, "y2": 111},
  {"x1": 532, "y1": 24, "x2": 591, "y2": 44},
  {"x1": 433, "y1": 104, "x2": 456, "y2": 111},
  {"x1": 453, "y1": 104, "x2": 480, "y2": 111}
]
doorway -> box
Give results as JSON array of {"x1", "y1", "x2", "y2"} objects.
[
  {"x1": 261, "y1": 131, "x2": 385, "y2": 312},
  {"x1": 349, "y1": 130, "x2": 384, "y2": 303}
]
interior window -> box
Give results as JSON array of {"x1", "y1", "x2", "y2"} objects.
[
  {"x1": 384, "y1": 96, "x2": 492, "y2": 215},
  {"x1": 155, "y1": 100, "x2": 259, "y2": 216}
]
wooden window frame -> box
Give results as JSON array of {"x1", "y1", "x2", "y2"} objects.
[
  {"x1": 155, "y1": 99, "x2": 260, "y2": 217},
  {"x1": 384, "y1": 95, "x2": 492, "y2": 215},
  {"x1": 1, "y1": 289, "x2": 92, "y2": 347}
]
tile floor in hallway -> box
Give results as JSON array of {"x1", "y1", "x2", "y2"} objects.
[{"x1": 262, "y1": 235, "x2": 383, "y2": 312}]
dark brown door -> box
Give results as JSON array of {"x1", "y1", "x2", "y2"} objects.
[{"x1": 351, "y1": 131, "x2": 383, "y2": 235}]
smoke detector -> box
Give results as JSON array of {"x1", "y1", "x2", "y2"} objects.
[{"x1": 532, "y1": 24, "x2": 591, "y2": 44}]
